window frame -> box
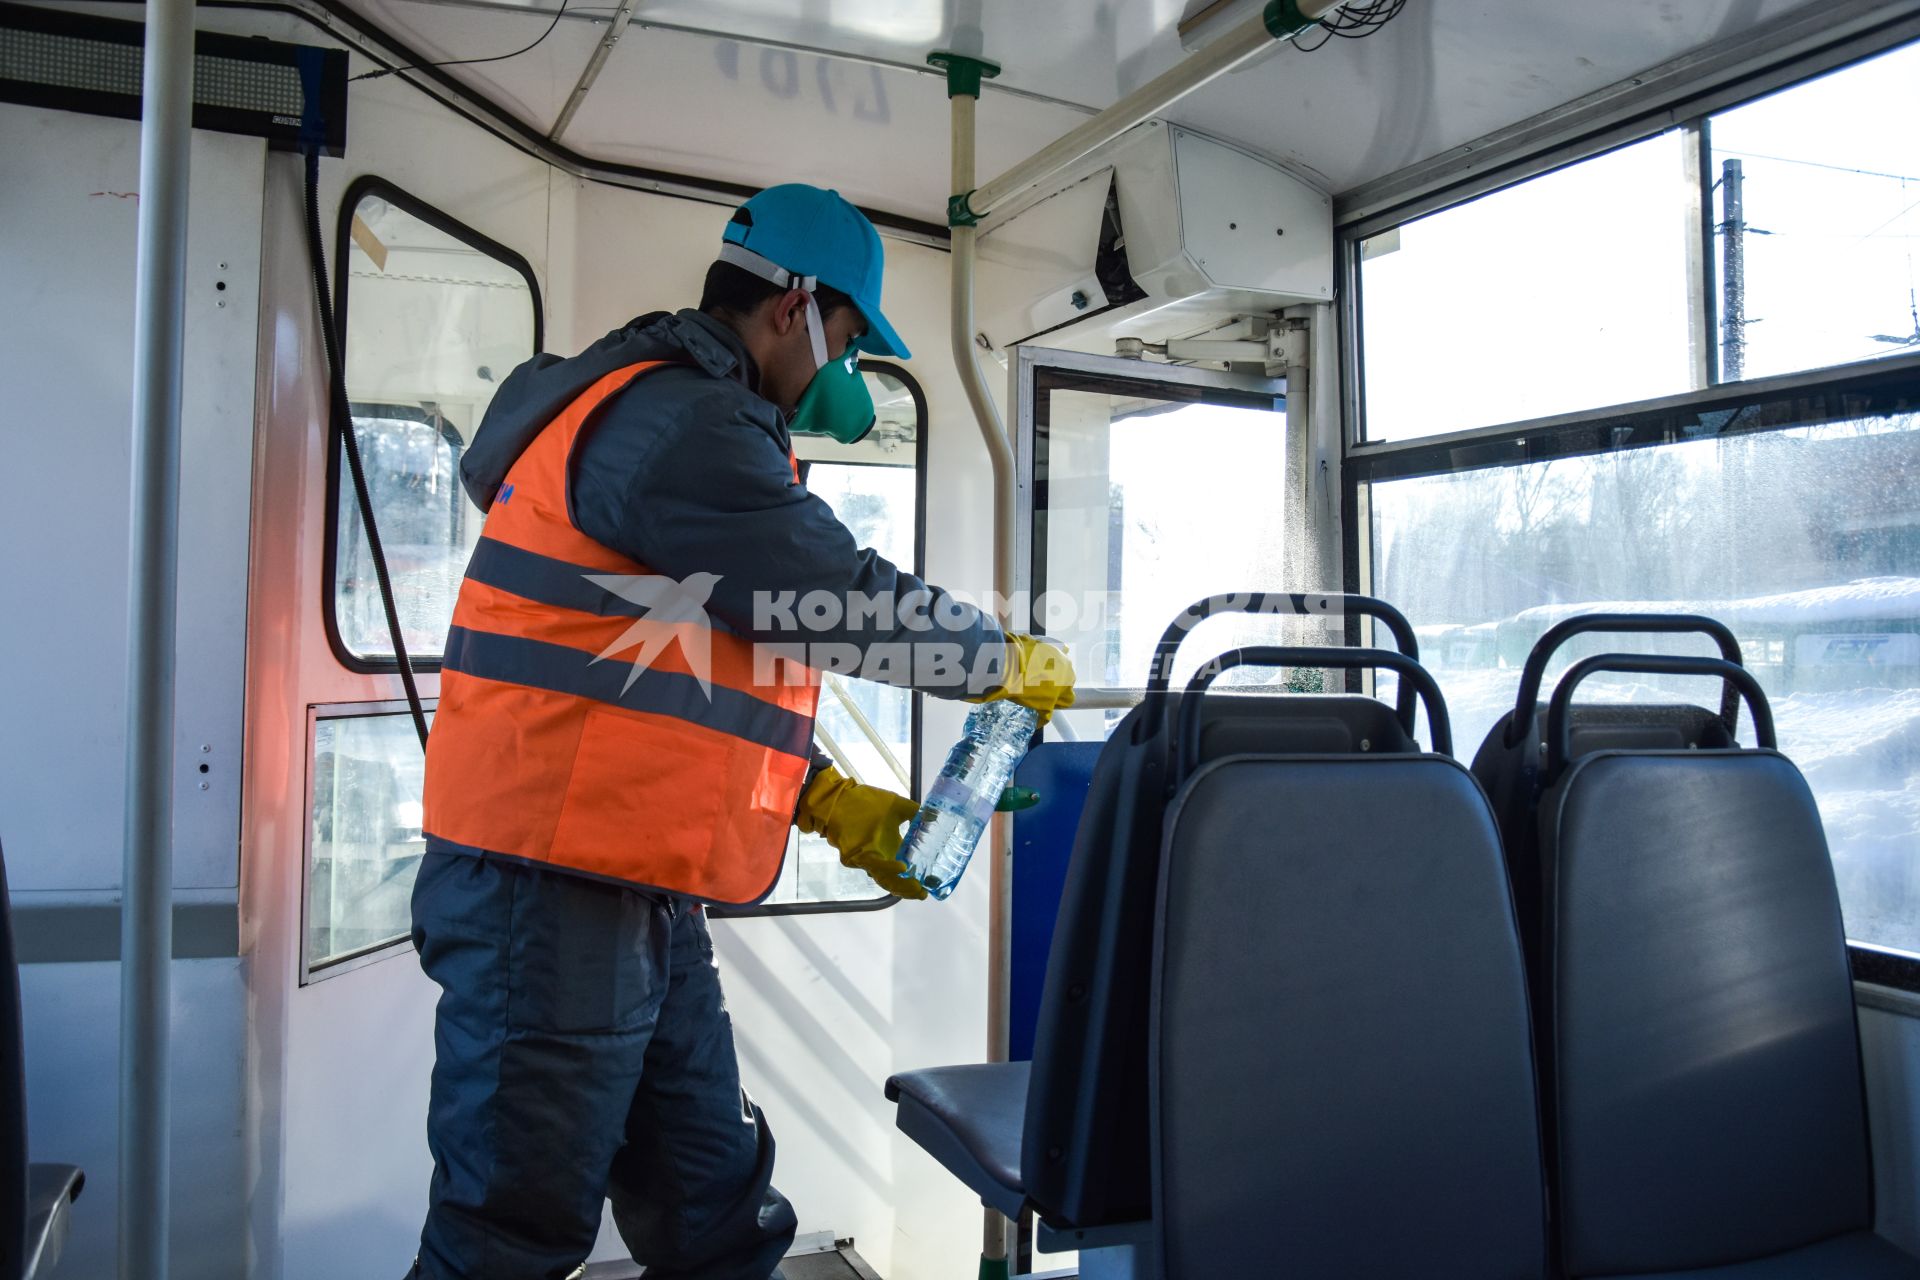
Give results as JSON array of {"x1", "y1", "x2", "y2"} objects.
[
  {"x1": 710, "y1": 359, "x2": 933, "y2": 918},
  {"x1": 300, "y1": 697, "x2": 438, "y2": 984},
  {"x1": 1338, "y1": 28, "x2": 1920, "y2": 990},
  {"x1": 323, "y1": 174, "x2": 546, "y2": 676}
]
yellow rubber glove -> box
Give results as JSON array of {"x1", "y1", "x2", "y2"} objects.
[
  {"x1": 967, "y1": 633, "x2": 1077, "y2": 725},
  {"x1": 795, "y1": 765, "x2": 927, "y2": 900}
]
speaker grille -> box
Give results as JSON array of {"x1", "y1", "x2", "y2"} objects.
[{"x1": 0, "y1": 1, "x2": 347, "y2": 156}]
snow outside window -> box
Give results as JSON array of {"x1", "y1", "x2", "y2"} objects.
[{"x1": 1369, "y1": 410, "x2": 1920, "y2": 952}]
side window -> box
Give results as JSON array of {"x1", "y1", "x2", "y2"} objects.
[
  {"x1": 1356, "y1": 35, "x2": 1920, "y2": 445},
  {"x1": 749, "y1": 365, "x2": 927, "y2": 909},
  {"x1": 328, "y1": 179, "x2": 541, "y2": 668},
  {"x1": 1362, "y1": 398, "x2": 1920, "y2": 955},
  {"x1": 1358, "y1": 131, "x2": 1699, "y2": 442},
  {"x1": 305, "y1": 705, "x2": 432, "y2": 976},
  {"x1": 1348, "y1": 35, "x2": 1920, "y2": 958}
]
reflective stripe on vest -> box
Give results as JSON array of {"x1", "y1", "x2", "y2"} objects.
[{"x1": 422, "y1": 360, "x2": 821, "y2": 904}]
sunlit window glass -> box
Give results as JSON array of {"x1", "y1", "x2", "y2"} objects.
[
  {"x1": 1369, "y1": 408, "x2": 1920, "y2": 952},
  {"x1": 1031, "y1": 372, "x2": 1295, "y2": 739},
  {"x1": 1707, "y1": 39, "x2": 1920, "y2": 381},
  {"x1": 1360, "y1": 132, "x2": 1698, "y2": 442},
  {"x1": 307, "y1": 710, "x2": 432, "y2": 971},
  {"x1": 334, "y1": 189, "x2": 537, "y2": 662}
]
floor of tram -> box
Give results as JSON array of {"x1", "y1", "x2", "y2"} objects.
[{"x1": 581, "y1": 1242, "x2": 884, "y2": 1279}]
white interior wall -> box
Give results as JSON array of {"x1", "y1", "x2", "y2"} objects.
[{"x1": 0, "y1": 103, "x2": 265, "y2": 1279}]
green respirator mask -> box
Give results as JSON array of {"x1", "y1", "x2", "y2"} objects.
[
  {"x1": 789, "y1": 349, "x2": 875, "y2": 445},
  {"x1": 717, "y1": 241, "x2": 876, "y2": 446}
]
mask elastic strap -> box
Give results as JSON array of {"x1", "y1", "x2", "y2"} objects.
[
  {"x1": 802, "y1": 295, "x2": 829, "y2": 370},
  {"x1": 717, "y1": 242, "x2": 828, "y2": 368}
]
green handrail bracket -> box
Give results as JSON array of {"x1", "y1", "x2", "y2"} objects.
[
  {"x1": 928, "y1": 50, "x2": 1002, "y2": 99},
  {"x1": 947, "y1": 190, "x2": 983, "y2": 228},
  {"x1": 929, "y1": 51, "x2": 1000, "y2": 226},
  {"x1": 1264, "y1": 0, "x2": 1321, "y2": 39}
]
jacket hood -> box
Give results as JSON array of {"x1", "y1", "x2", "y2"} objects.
[{"x1": 458, "y1": 309, "x2": 763, "y2": 513}]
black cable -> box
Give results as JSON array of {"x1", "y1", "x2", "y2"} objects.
[
  {"x1": 350, "y1": 0, "x2": 569, "y2": 82},
  {"x1": 1291, "y1": 0, "x2": 1407, "y2": 52},
  {"x1": 302, "y1": 147, "x2": 432, "y2": 750}
]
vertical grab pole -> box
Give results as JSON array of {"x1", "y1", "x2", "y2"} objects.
[
  {"x1": 121, "y1": 1, "x2": 195, "y2": 1276},
  {"x1": 928, "y1": 51, "x2": 1019, "y2": 1276}
]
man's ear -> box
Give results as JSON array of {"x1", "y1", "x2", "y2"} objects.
[{"x1": 771, "y1": 287, "x2": 810, "y2": 337}]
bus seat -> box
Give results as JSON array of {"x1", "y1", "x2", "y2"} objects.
[
  {"x1": 1, "y1": 842, "x2": 85, "y2": 1280},
  {"x1": 1535, "y1": 655, "x2": 1920, "y2": 1279},
  {"x1": 1474, "y1": 702, "x2": 1737, "y2": 973},
  {"x1": 1151, "y1": 648, "x2": 1546, "y2": 1278},
  {"x1": 1022, "y1": 688, "x2": 1418, "y2": 1228},
  {"x1": 1014, "y1": 590, "x2": 1429, "y2": 1235},
  {"x1": 888, "y1": 623, "x2": 1544, "y2": 1277},
  {"x1": 887, "y1": 697, "x2": 1179, "y2": 1231},
  {"x1": 888, "y1": 1061, "x2": 1031, "y2": 1221},
  {"x1": 1472, "y1": 614, "x2": 1747, "y2": 980},
  {"x1": 885, "y1": 690, "x2": 1424, "y2": 1232}
]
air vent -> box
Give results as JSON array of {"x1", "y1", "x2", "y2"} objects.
[{"x1": 0, "y1": 1, "x2": 346, "y2": 155}]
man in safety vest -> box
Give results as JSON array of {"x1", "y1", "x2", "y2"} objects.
[{"x1": 407, "y1": 184, "x2": 1074, "y2": 1280}]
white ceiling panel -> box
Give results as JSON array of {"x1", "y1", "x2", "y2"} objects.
[
  {"x1": 333, "y1": 0, "x2": 1845, "y2": 221},
  {"x1": 1165, "y1": 0, "x2": 1830, "y2": 192},
  {"x1": 343, "y1": 0, "x2": 609, "y2": 133},
  {"x1": 553, "y1": 23, "x2": 1092, "y2": 222}
]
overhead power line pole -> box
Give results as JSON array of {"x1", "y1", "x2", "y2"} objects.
[{"x1": 1721, "y1": 157, "x2": 1746, "y2": 381}]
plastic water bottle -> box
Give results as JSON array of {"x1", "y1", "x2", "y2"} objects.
[{"x1": 899, "y1": 701, "x2": 1040, "y2": 899}]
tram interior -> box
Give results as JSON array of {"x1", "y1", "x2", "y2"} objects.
[{"x1": 3, "y1": 1, "x2": 1920, "y2": 1278}]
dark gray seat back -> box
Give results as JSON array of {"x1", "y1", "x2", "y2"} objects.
[
  {"x1": 1474, "y1": 702, "x2": 1737, "y2": 973},
  {"x1": 1472, "y1": 615, "x2": 1747, "y2": 982},
  {"x1": 1545, "y1": 747, "x2": 1872, "y2": 1276},
  {"x1": 1154, "y1": 753, "x2": 1547, "y2": 1278},
  {"x1": 1019, "y1": 690, "x2": 1414, "y2": 1227}
]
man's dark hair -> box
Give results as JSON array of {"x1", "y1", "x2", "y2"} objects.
[{"x1": 700, "y1": 259, "x2": 858, "y2": 327}]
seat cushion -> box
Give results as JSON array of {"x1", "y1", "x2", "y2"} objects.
[
  {"x1": 886, "y1": 1062, "x2": 1029, "y2": 1219},
  {"x1": 1590, "y1": 1230, "x2": 1920, "y2": 1280}
]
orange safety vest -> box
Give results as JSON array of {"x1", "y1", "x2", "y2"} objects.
[{"x1": 423, "y1": 360, "x2": 821, "y2": 904}]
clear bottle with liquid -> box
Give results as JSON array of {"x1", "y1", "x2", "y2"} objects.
[{"x1": 899, "y1": 701, "x2": 1040, "y2": 900}]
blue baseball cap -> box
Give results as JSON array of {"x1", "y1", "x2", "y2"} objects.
[{"x1": 720, "y1": 184, "x2": 910, "y2": 360}]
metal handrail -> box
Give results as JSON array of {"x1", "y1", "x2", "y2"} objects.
[{"x1": 822, "y1": 675, "x2": 912, "y2": 793}]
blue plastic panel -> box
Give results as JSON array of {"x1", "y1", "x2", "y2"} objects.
[{"x1": 1009, "y1": 741, "x2": 1103, "y2": 1062}]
